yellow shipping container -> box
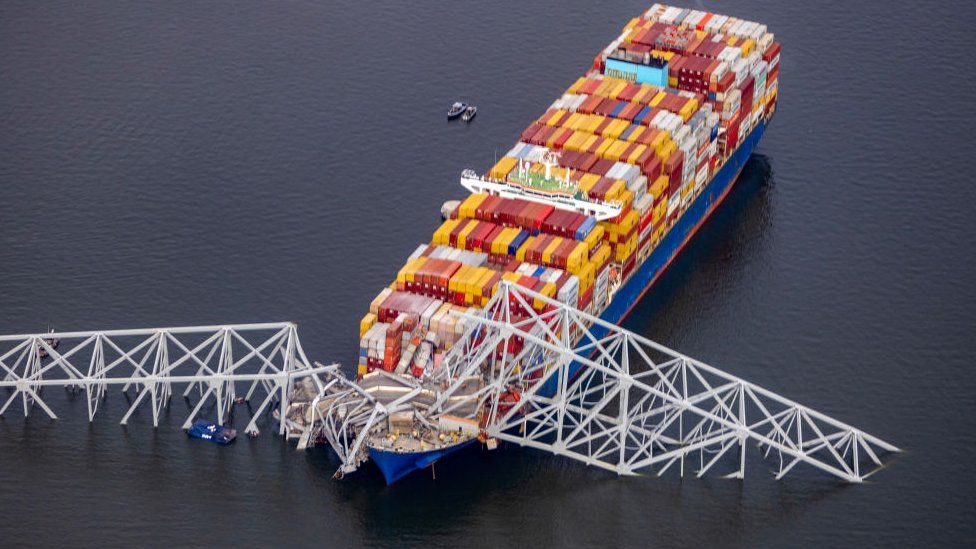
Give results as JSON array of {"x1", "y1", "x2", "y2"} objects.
[
  {"x1": 653, "y1": 224, "x2": 665, "y2": 243},
  {"x1": 624, "y1": 125, "x2": 645, "y2": 143},
  {"x1": 604, "y1": 119, "x2": 629, "y2": 139},
  {"x1": 609, "y1": 180, "x2": 628, "y2": 202},
  {"x1": 542, "y1": 237, "x2": 563, "y2": 265},
  {"x1": 565, "y1": 131, "x2": 589, "y2": 152},
  {"x1": 632, "y1": 85, "x2": 657, "y2": 104},
  {"x1": 581, "y1": 134, "x2": 600, "y2": 152},
  {"x1": 658, "y1": 141, "x2": 677, "y2": 162},
  {"x1": 625, "y1": 209, "x2": 640, "y2": 231},
  {"x1": 605, "y1": 140, "x2": 629, "y2": 161},
  {"x1": 668, "y1": 76, "x2": 678, "y2": 88},
  {"x1": 740, "y1": 38, "x2": 755, "y2": 56},
  {"x1": 618, "y1": 189, "x2": 635, "y2": 209},
  {"x1": 653, "y1": 198, "x2": 668, "y2": 224},
  {"x1": 434, "y1": 218, "x2": 460, "y2": 245},
  {"x1": 625, "y1": 144, "x2": 648, "y2": 165},
  {"x1": 458, "y1": 193, "x2": 486, "y2": 219},
  {"x1": 649, "y1": 92, "x2": 665, "y2": 107},
  {"x1": 566, "y1": 242, "x2": 587, "y2": 273},
  {"x1": 545, "y1": 109, "x2": 568, "y2": 127},
  {"x1": 678, "y1": 99, "x2": 698, "y2": 122},
  {"x1": 593, "y1": 79, "x2": 612, "y2": 98},
  {"x1": 648, "y1": 129, "x2": 668, "y2": 154},
  {"x1": 584, "y1": 225, "x2": 605, "y2": 251},
  {"x1": 457, "y1": 219, "x2": 477, "y2": 250},
  {"x1": 649, "y1": 175, "x2": 669, "y2": 200},
  {"x1": 608, "y1": 80, "x2": 628, "y2": 100},
  {"x1": 562, "y1": 112, "x2": 582, "y2": 130},
  {"x1": 489, "y1": 156, "x2": 518, "y2": 180},
  {"x1": 360, "y1": 313, "x2": 377, "y2": 338},
  {"x1": 566, "y1": 76, "x2": 588, "y2": 95},
  {"x1": 594, "y1": 138, "x2": 614, "y2": 158},
  {"x1": 651, "y1": 50, "x2": 674, "y2": 62},
  {"x1": 579, "y1": 173, "x2": 601, "y2": 194},
  {"x1": 582, "y1": 115, "x2": 604, "y2": 134},
  {"x1": 515, "y1": 236, "x2": 534, "y2": 262}
]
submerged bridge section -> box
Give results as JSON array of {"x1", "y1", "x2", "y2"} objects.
[{"x1": 1, "y1": 290, "x2": 899, "y2": 484}]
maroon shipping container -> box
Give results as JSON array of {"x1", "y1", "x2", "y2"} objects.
[
  {"x1": 558, "y1": 150, "x2": 580, "y2": 169},
  {"x1": 641, "y1": 153, "x2": 662, "y2": 181},
  {"x1": 692, "y1": 40, "x2": 726, "y2": 59},
  {"x1": 617, "y1": 83, "x2": 641, "y2": 102},
  {"x1": 577, "y1": 153, "x2": 599, "y2": 172},
  {"x1": 591, "y1": 118, "x2": 612, "y2": 137},
  {"x1": 588, "y1": 177, "x2": 614, "y2": 201},
  {"x1": 541, "y1": 208, "x2": 567, "y2": 237},
  {"x1": 378, "y1": 292, "x2": 436, "y2": 324},
  {"x1": 590, "y1": 158, "x2": 616, "y2": 176},
  {"x1": 552, "y1": 238, "x2": 576, "y2": 268},
  {"x1": 520, "y1": 123, "x2": 543, "y2": 143},
  {"x1": 664, "y1": 150, "x2": 684, "y2": 194},
  {"x1": 762, "y1": 42, "x2": 781, "y2": 67},
  {"x1": 740, "y1": 75, "x2": 756, "y2": 114},
  {"x1": 449, "y1": 218, "x2": 471, "y2": 247},
  {"x1": 717, "y1": 71, "x2": 735, "y2": 93},
  {"x1": 471, "y1": 221, "x2": 497, "y2": 251},
  {"x1": 595, "y1": 99, "x2": 620, "y2": 117}
]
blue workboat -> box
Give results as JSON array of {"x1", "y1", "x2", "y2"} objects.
[{"x1": 186, "y1": 419, "x2": 237, "y2": 444}]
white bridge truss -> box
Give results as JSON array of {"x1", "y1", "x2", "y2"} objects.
[
  {"x1": 0, "y1": 322, "x2": 343, "y2": 436},
  {"x1": 1, "y1": 289, "x2": 899, "y2": 484},
  {"x1": 428, "y1": 282, "x2": 899, "y2": 483}
]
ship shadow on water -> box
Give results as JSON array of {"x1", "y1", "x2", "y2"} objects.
[{"x1": 622, "y1": 152, "x2": 776, "y2": 342}]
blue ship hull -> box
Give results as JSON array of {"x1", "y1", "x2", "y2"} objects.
[
  {"x1": 369, "y1": 439, "x2": 476, "y2": 484},
  {"x1": 371, "y1": 117, "x2": 768, "y2": 484}
]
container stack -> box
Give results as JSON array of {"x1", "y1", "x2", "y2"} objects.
[{"x1": 358, "y1": 4, "x2": 778, "y2": 377}]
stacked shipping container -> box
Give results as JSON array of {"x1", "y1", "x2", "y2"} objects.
[{"x1": 358, "y1": 3, "x2": 778, "y2": 378}]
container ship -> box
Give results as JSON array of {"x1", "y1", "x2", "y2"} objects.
[{"x1": 349, "y1": 4, "x2": 780, "y2": 484}]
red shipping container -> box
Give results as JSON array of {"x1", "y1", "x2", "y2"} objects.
[
  {"x1": 520, "y1": 123, "x2": 543, "y2": 143},
  {"x1": 552, "y1": 127, "x2": 573, "y2": 149},
  {"x1": 579, "y1": 77, "x2": 602, "y2": 95},
  {"x1": 578, "y1": 95, "x2": 604, "y2": 115}
]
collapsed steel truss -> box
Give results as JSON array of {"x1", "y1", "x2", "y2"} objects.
[
  {"x1": 0, "y1": 323, "x2": 341, "y2": 436},
  {"x1": 0, "y1": 290, "x2": 899, "y2": 483},
  {"x1": 430, "y1": 282, "x2": 899, "y2": 482}
]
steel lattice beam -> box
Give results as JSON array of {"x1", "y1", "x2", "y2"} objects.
[
  {"x1": 0, "y1": 323, "x2": 337, "y2": 436},
  {"x1": 431, "y1": 282, "x2": 899, "y2": 483}
]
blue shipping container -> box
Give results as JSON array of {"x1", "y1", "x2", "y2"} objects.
[{"x1": 604, "y1": 58, "x2": 668, "y2": 88}]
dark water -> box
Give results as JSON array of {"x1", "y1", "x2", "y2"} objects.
[{"x1": 2, "y1": 1, "x2": 974, "y2": 547}]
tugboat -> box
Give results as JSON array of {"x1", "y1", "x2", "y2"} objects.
[
  {"x1": 461, "y1": 105, "x2": 477, "y2": 122},
  {"x1": 186, "y1": 419, "x2": 237, "y2": 445},
  {"x1": 447, "y1": 101, "x2": 467, "y2": 120}
]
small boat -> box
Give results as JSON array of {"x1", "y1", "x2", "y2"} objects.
[
  {"x1": 447, "y1": 101, "x2": 467, "y2": 120},
  {"x1": 186, "y1": 419, "x2": 237, "y2": 445},
  {"x1": 461, "y1": 105, "x2": 477, "y2": 122},
  {"x1": 38, "y1": 328, "x2": 59, "y2": 359}
]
